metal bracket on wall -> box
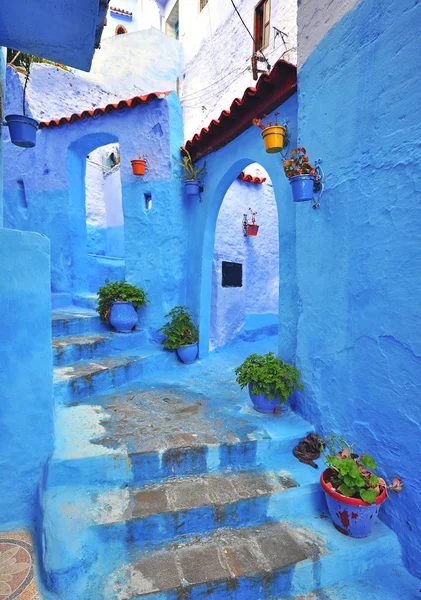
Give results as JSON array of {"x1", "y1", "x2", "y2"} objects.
[
  {"x1": 242, "y1": 214, "x2": 248, "y2": 236},
  {"x1": 312, "y1": 159, "x2": 324, "y2": 209}
]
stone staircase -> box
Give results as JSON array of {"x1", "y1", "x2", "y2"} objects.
[{"x1": 40, "y1": 311, "x2": 420, "y2": 599}]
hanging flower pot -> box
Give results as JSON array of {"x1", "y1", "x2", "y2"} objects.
[
  {"x1": 184, "y1": 180, "x2": 201, "y2": 197},
  {"x1": 252, "y1": 113, "x2": 286, "y2": 154},
  {"x1": 289, "y1": 174, "x2": 315, "y2": 203},
  {"x1": 177, "y1": 150, "x2": 207, "y2": 200},
  {"x1": 131, "y1": 158, "x2": 147, "y2": 176},
  {"x1": 5, "y1": 114, "x2": 39, "y2": 149},
  {"x1": 247, "y1": 224, "x2": 259, "y2": 236}
]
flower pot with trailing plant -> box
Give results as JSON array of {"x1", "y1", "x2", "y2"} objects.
[
  {"x1": 235, "y1": 352, "x2": 303, "y2": 414},
  {"x1": 283, "y1": 147, "x2": 319, "y2": 202},
  {"x1": 320, "y1": 435, "x2": 403, "y2": 538},
  {"x1": 159, "y1": 306, "x2": 199, "y2": 364},
  {"x1": 131, "y1": 152, "x2": 147, "y2": 176},
  {"x1": 252, "y1": 113, "x2": 286, "y2": 154},
  {"x1": 97, "y1": 280, "x2": 149, "y2": 333},
  {"x1": 5, "y1": 53, "x2": 38, "y2": 147},
  {"x1": 247, "y1": 208, "x2": 259, "y2": 236},
  {"x1": 176, "y1": 150, "x2": 207, "y2": 198}
]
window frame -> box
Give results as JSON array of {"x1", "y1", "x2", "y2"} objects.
[
  {"x1": 199, "y1": 0, "x2": 209, "y2": 13},
  {"x1": 254, "y1": 0, "x2": 271, "y2": 52}
]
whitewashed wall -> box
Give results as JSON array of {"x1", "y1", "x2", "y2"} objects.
[{"x1": 102, "y1": 0, "x2": 161, "y2": 39}]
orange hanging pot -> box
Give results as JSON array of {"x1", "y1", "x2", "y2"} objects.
[
  {"x1": 262, "y1": 125, "x2": 285, "y2": 154},
  {"x1": 131, "y1": 158, "x2": 147, "y2": 176}
]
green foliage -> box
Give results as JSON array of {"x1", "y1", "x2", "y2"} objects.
[
  {"x1": 96, "y1": 280, "x2": 148, "y2": 322},
  {"x1": 321, "y1": 434, "x2": 403, "y2": 505},
  {"x1": 158, "y1": 306, "x2": 198, "y2": 350},
  {"x1": 235, "y1": 352, "x2": 303, "y2": 402},
  {"x1": 176, "y1": 149, "x2": 207, "y2": 181}
]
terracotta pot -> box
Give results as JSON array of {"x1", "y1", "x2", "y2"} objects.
[
  {"x1": 247, "y1": 224, "x2": 259, "y2": 236},
  {"x1": 131, "y1": 158, "x2": 147, "y2": 175}
]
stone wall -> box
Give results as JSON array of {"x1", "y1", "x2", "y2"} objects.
[{"x1": 296, "y1": 0, "x2": 421, "y2": 577}]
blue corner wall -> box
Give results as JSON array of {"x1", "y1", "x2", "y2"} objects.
[
  {"x1": 296, "y1": 0, "x2": 421, "y2": 577},
  {"x1": 0, "y1": 228, "x2": 53, "y2": 528}
]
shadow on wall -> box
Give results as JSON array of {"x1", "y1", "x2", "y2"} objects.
[{"x1": 210, "y1": 163, "x2": 279, "y2": 351}]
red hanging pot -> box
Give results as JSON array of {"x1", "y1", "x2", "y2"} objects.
[
  {"x1": 131, "y1": 158, "x2": 147, "y2": 176},
  {"x1": 247, "y1": 224, "x2": 259, "y2": 236}
]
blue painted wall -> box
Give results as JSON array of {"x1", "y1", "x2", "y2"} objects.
[
  {"x1": 296, "y1": 0, "x2": 421, "y2": 577},
  {"x1": 0, "y1": 228, "x2": 53, "y2": 528}
]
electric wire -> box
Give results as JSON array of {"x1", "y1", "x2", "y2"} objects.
[
  {"x1": 180, "y1": 64, "x2": 247, "y2": 102},
  {"x1": 229, "y1": 0, "x2": 270, "y2": 69},
  {"x1": 181, "y1": 67, "x2": 250, "y2": 108}
]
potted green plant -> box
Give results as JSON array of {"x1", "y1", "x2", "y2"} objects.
[
  {"x1": 176, "y1": 149, "x2": 207, "y2": 198},
  {"x1": 96, "y1": 280, "x2": 149, "y2": 333},
  {"x1": 159, "y1": 306, "x2": 199, "y2": 364},
  {"x1": 283, "y1": 147, "x2": 319, "y2": 202},
  {"x1": 252, "y1": 112, "x2": 286, "y2": 154},
  {"x1": 320, "y1": 434, "x2": 403, "y2": 538},
  {"x1": 5, "y1": 52, "x2": 39, "y2": 148},
  {"x1": 131, "y1": 151, "x2": 147, "y2": 176},
  {"x1": 235, "y1": 352, "x2": 303, "y2": 414}
]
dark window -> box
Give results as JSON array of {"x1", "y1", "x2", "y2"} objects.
[
  {"x1": 200, "y1": 0, "x2": 209, "y2": 11},
  {"x1": 115, "y1": 25, "x2": 127, "y2": 35},
  {"x1": 222, "y1": 261, "x2": 243, "y2": 288},
  {"x1": 254, "y1": 0, "x2": 271, "y2": 51}
]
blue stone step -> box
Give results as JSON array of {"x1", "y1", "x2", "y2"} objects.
[
  {"x1": 52, "y1": 307, "x2": 106, "y2": 338},
  {"x1": 52, "y1": 330, "x2": 147, "y2": 366},
  {"x1": 72, "y1": 293, "x2": 98, "y2": 310}
]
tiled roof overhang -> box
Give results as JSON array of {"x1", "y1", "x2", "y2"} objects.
[
  {"x1": 110, "y1": 6, "x2": 133, "y2": 17},
  {"x1": 39, "y1": 92, "x2": 170, "y2": 129},
  {"x1": 238, "y1": 172, "x2": 266, "y2": 184},
  {"x1": 183, "y1": 59, "x2": 297, "y2": 162}
]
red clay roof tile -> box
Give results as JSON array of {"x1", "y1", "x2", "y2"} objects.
[{"x1": 238, "y1": 172, "x2": 266, "y2": 184}]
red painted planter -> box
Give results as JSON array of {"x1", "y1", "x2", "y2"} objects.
[
  {"x1": 320, "y1": 469, "x2": 387, "y2": 538},
  {"x1": 247, "y1": 224, "x2": 259, "y2": 236},
  {"x1": 131, "y1": 158, "x2": 147, "y2": 175}
]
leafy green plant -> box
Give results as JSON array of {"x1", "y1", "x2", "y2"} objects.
[
  {"x1": 322, "y1": 434, "x2": 403, "y2": 504},
  {"x1": 96, "y1": 280, "x2": 148, "y2": 322},
  {"x1": 283, "y1": 147, "x2": 317, "y2": 178},
  {"x1": 176, "y1": 149, "x2": 207, "y2": 181},
  {"x1": 159, "y1": 306, "x2": 198, "y2": 350},
  {"x1": 235, "y1": 352, "x2": 303, "y2": 402}
]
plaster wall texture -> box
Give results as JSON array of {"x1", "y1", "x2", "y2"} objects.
[
  {"x1": 0, "y1": 228, "x2": 53, "y2": 527},
  {"x1": 79, "y1": 28, "x2": 182, "y2": 99},
  {"x1": 211, "y1": 166, "x2": 279, "y2": 350},
  {"x1": 0, "y1": 49, "x2": 5, "y2": 226},
  {"x1": 3, "y1": 93, "x2": 186, "y2": 333},
  {"x1": 185, "y1": 95, "x2": 298, "y2": 357},
  {"x1": 5, "y1": 64, "x2": 119, "y2": 123},
  {"x1": 296, "y1": 0, "x2": 421, "y2": 578},
  {"x1": 175, "y1": 0, "x2": 297, "y2": 140},
  {"x1": 102, "y1": 0, "x2": 161, "y2": 38}
]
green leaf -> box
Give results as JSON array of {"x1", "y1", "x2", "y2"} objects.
[
  {"x1": 234, "y1": 352, "x2": 303, "y2": 400},
  {"x1": 360, "y1": 453, "x2": 377, "y2": 470},
  {"x1": 339, "y1": 484, "x2": 356, "y2": 497},
  {"x1": 369, "y1": 473, "x2": 379, "y2": 486},
  {"x1": 360, "y1": 488, "x2": 378, "y2": 504}
]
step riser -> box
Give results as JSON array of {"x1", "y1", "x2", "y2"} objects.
[
  {"x1": 52, "y1": 316, "x2": 106, "y2": 338},
  {"x1": 53, "y1": 331, "x2": 147, "y2": 366}
]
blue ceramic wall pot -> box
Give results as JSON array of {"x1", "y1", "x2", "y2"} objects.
[
  {"x1": 177, "y1": 342, "x2": 199, "y2": 364},
  {"x1": 289, "y1": 174, "x2": 315, "y2": 202},
  {"x1": 109, "y1": 301, "x2": 138, "y2": 332},
  {"x1": 5, "y1": 114, "x2": 39, "y2": 148},
  {"x1": 320, "y1": 469, "x2": 387, "y2": 538},
  {"x1": 248, "y1": 384, "x2": 280, "y2": 414},
  {"x1": 184, "y1": 180, "x2": 200, "y2": 197}
]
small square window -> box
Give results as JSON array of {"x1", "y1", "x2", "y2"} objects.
[
  {"x1": 200, "y1": 0, "x2": 209, "y2": 12},
  {"x1": 222, "y1": 261, "x2": 243, "y2": 288}
]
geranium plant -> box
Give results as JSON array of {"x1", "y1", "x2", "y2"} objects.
[
  {"x1": 176, "y1": 149, "x2": 207, "y2": 181},
  {"x1": 249, "y1": 208, "x2": 257, "y2": 225},
  {"x1": 283, "y1": 147, "x2": 317, "y2": 178},
  {"x1": 322, "y1": 434, "x2": 403, "y2": 504},
  {"x1": 235, "y1": 352, "x2": 303, "y2": 402},
  {"x1": 96, "y1": 280, "x2": 149, "y2": 322},
  {"x1": 252, "y1": 112, "x2": 283, "y2": 130},
  {"x1": 159, "y1": 306, "x2": 198, "y2": 350}
]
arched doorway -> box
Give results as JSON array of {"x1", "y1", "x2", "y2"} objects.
[{"x1": 210, "y1": 164, "x2": 279, "y2": 350}]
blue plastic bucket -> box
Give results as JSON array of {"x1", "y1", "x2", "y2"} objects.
[
  {"x1": 177, "y1": 342, "x2": 199, "y2": 364},
  {"x1": 184, "y1": 180, "x2": 200, "y2": 197},
  {"x1": 109, "y1": 301, "x2": 138, "y2": 333},
  {"x1": 5, "y1": 114, "x2": 39, "y2": 148},
  {"x1": 248, "y1": 384, "x2": 280, "y2": 414},
  {"x1": 289, "y1": 175, "x2": 315, "y2": 202}
]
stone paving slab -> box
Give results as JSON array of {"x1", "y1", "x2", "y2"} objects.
[{"x1": 53, "y1": 353, "x2": 146, "y2": 383}]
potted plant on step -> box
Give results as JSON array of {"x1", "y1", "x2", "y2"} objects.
[
  {"x1": 177, "y1": 149, "x2": 207, "y2": 198},
  {"x1": 320, "y1": 434, "x2": 403, "y2": 538},
  {"x1": 97, "y1": 280, "x2": 149, "y2": 333},
  {"x1": 283, "y1": 147, "x2": 318, "y2": 202},
  {"x1": 247, "y1": 208, "x2": 259, "y2": 236},
  {"x1": 131, "y1": 151, "x2": 147, "y2": 176},
  {"x1": 252, "y1": 112, "x2": 286, "y2": 154},
  {"x1": 159, "y1": 306, "x2": 199, "y2": 364},
  {"x1": 4, "y1": 53, "x2": 38, "y2": 148},
  {"x1": 235, "y1": 352, "x2": 303, "y2": 414}
]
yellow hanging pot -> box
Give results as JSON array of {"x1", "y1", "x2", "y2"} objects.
[{"x1": 262, "y1": 125, "x2": 285, "y2": 154}]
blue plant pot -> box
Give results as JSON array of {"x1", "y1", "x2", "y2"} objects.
[
  {"x1": 109, "y1": 301, "x2": 138, "y2": 333},
  {"x1": 5, "y1": 114, "x2": 39, "y2": 148},
  {"x1": 176, "y1": 342, "x2": 199, "y2": 364},
  {"x1": 289, "y1": 174, "x2": 315, "y2": 203},
  {"x1": 321, "y1": 470, "x2": 387, "y2": 538},
  {"x1": 248, "y1": 384, "x2": 281, "y2": 414},
  {"x1": 184, "y1": 180, "x2": 200, "y2": 197}
]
